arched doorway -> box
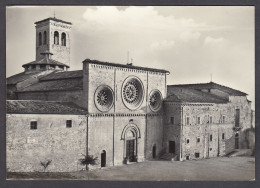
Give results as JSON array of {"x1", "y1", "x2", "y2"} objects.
[
  {"x1": 235, "y1": 133, "x2": 239, "y2": 149},
  {"x1": 152, "y1": 145, "x2": 156, "y2": 158},
  {"x1": 101, "y1": 150, "x2": 106, "y2": 167}
]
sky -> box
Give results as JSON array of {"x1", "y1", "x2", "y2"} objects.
[{"x1": 6, "y1": 6, "x2": 255, "y2": 108}]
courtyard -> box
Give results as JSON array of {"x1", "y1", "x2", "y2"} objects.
[{"x1": 7, "y1": 156, "x2": 255, "y2": 181}]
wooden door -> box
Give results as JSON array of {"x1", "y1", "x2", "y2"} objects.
[
  {"x1": 126, "y1": 139, "x2": 135, "y2": 162},
  {"x1": 169, "y1": 141, "x2": 175, "y2": 154}
]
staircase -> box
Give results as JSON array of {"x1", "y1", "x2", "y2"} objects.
[
  {"x1": 226, "y1": 149, "x2": 252, "y2": 157},
  {"x1": 160, "y1": 153, "x2": 174, "y2": 160}
]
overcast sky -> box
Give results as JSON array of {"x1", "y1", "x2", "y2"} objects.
[{"x1": 6, "y1": 6, "x2": 255, "y2": 108}]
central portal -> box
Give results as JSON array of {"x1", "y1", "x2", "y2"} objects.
[
  {"x1": 126, "y1": 139, "x2": 135, "y2": 162},
  {"x1": 122, "y1": 123, "x2": 141, "y2": 164}
]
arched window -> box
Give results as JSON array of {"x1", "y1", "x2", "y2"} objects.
[
  {"x1": 39, "y1": 32, "x2": 42, "y2": 46},
  {"x1": 61, "y1": 32, "x2": 66, "y2": 46},
  {"x1": 43, "y1": 31, "x2": 47, "y2": 45},
  {"x1": 54, "y1": 31, "x2": 59, "y2": 45}
]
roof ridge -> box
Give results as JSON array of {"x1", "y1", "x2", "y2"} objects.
[{"x1": 83, "y1": 59, "x2": 170, "y2": 74}]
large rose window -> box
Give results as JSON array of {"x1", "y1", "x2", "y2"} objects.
[
  {"x1": 94, "y1": 85, "x2": 114, "y2": 112},
  {"x1": 149, "y1": 90, "x2": 162, "y2": 112},
  {"x1": 122, "y1": 76, "x2": 144, "y2": 110}
]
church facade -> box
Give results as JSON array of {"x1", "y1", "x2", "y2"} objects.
[{"x1": 6, "y1": 17, "x2": 254, "y2": 172}]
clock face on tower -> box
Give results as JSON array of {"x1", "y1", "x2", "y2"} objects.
[{"x1": 122, "y1": 76, "x2": 144, "y2": 110}]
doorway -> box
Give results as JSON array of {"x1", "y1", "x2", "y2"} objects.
[
  {"x1": 169, "y1": 141, "x2": 175, "y2": 154},
  {"x1": 152, "y1": 145, "x2": 156, "y2": 158},
  {"x1": 101, "y1": 150, "x2": 106, "y2": 167},
  {"x1": 126, "y1": 139, "x2": 135, "y2": 162},
  {"x1": 235, "y1": 133, "x2": 239, "y2": 149}
]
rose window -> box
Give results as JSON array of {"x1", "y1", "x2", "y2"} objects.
[
  {"x1": 97, "y1": 90, "x2": 108, "y2": 106},
  {"x1": 123, "y1": 82, "x2": 138, "y2": 103},
  {"x1": 122, "y1": 76, "x2": 144, "y2": 110},
  {"x1": 149, "y1": 90, "x2": 162, "y2": 112},
  {"x1": 94, "y1": 85, "x2": 114, "y2": 112}
]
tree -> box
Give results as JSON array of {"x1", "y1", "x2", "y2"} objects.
[
  {"x1": 40, "y1": 160, "x2": 52, "y2": 172},
  {"x1": 79, "y1": 154, "x2": 98, "y2": 171}
]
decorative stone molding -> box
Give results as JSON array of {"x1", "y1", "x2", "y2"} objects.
[
  {"x1": 121, "y1": 123, "x2": 141, "y2": 140},
  {"x1": 149, "y1": 90, "x2": 163, "y2": 112},
  {"x1": 94, "y1": 85, "x2": 114, "y2": 112},
  {"x1": 122, "y1": 76, "x2": 144, "y2": 110}
]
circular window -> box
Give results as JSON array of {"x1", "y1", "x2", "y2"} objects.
[
  {"x1": 122, "y1": 76, "x2": 144, "y2": 110},
  {"x1": 94, "y1": 85, "x2": 114, "y2": 112},
  {"x1": 149, "y1": 90, "x2": 162, "y2": 112}
]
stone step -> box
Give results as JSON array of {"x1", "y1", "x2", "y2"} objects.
[{"x1": 160, "y1": 153, "x2": 174, "y2": 160}]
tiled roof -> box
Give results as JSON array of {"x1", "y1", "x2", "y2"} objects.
[
  {"x1": 18, "y1": 78, "x2": 83, "y2": 92},
  {"x1": 22, "y1": 58, "x2": 69, "y2": 68},
  {"x1": 169, "y1": 82, "x2": 247, "y2": 96},
  {"x1": 7, "y1": 100, "x2": 87, "y2": 114},
  {"x1": 35, "y1": 17, "x2": 72, "y2": 25},
  {"x1": 83, "y1": 59, "x2": 170, "y2": 74},
  {"x1": 7, "y1": 71, "x2": 42, "y2": 85},
  {"x1": 166, "y1": 87, "x2": 228, "y2": 103},
  {"x1": 40, "y1": 70, "x2": 83, "y2": 81}
]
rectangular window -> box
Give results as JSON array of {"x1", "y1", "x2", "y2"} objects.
[
  {"x1": 197, "y1": 117, "x2": 200, "y2": 124},
  {"x1": 66, "y1": 120, "x2": 72, "y2": 128},
  {"x1": 222, "y1": 116, "x2": 225, "y2": 123},
  {"x1": 195, "y1": 152, "x2": 200, "y2": 158},
  {"x1": 186, "y1": 117, "x2": 190, "y2": 125},
  {"x1": 170, "y1": 117, "x2": 174, "y2": 124},
  {"x1": 40, "y1": 65, "x2": 45, "y2": 70},
  {"x1": 235, "y1": 109, "x2": 240, "y2": 127},
  {"x1": 209, "y1": 116, "x2": 213, "y2": 124},
  {"x1": 210, "y1": 134, "x2": 213, "y2": 141},
  {"x1": 30, "y1": 121, "x2": 37, "y2": 130},
  {"x1": 197, "y1": 137, "x2": 200, "y2": 143},
  {"x1": 32, "y1": 65, "x2": 36, "y2": 70},
  {"x1": 222, "y1": 133, "x2": 225, "y2": 140},
  {"x1": 186, "y1": 155, "x2": 190, "y2": 160}
]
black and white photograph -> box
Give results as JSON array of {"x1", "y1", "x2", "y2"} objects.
[{"x1": 5, "y1": 6, "x2": 255, "y2": 181}]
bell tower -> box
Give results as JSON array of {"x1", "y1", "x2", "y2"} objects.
[{"x1": 35, "y1": 17, "x2": 72, "y2": 66}]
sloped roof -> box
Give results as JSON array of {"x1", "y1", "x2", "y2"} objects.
[
  {"x1": 7, "y1": 100, "x2": 87, "y2": 114},
  {"x1": 166, "y1": 87, "x2": 228, "y2": 103},
  {"x1": 18, "y1": 78, "x2": 83, "y2": 92},
  {"x1": 40, "y1": 70, "x2": 83, "y2": 81},
  {"x1": 22, "y1": 57, "x2": 69, "y2": 68},
  {"x1": 83, "y1": 59, "x2": 170, "y2": 74},
  {"x1": 169, "y1": 82, "x2": 247, "y2": 96},
  {"x1": 7, "y1": 71, "x2": 43, "y2": 85},
  {"x1": 35, "y1": 17, "x2": 72, "y2": 25}
]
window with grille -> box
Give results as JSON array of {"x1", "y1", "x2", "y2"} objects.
[
  {"x1": 30, "y1": 121, "x2": 37, "y2": 130},
  {"x1": 186, "y1": 117, "x2": 190, "y2": 125},
  {"x1": 197, "y1": 117, "x2": 200, "y2": 124},
  {"x1": 66, "y1": 120, "x2": 72, "y2": 128},
  {"x1": 170, "y1": 117, "x2": 174, "y2": 124},
  {"x1": 210, "y1": 134, "x2": 213, "y2": 141}
]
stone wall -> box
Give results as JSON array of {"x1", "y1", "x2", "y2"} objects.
[
  {"x1": 163, "y1": 102, "x2": 245, "y2": 161},
  {"x1": 87, "y1": 115, "x2": 146, "y2": 167},
  {"x1": 163, "y1": 102, "x2": 182, "y2": 157},
  {"x1": 6, "y1": 114, "x2": 87, "y2": 172},
  {"x1": 85, "y1": 62, "x2": 166, "y2": 114},
  {"x1": 17, "y1": 90, "x2": 84, "y2": 108},
  {"x1": 35, "y1": 20, "x2": 71, "y2": 66}
]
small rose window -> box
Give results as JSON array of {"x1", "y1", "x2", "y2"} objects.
[
  {"x1": 149, "y1": 90, "x2": 162, "y2": 112},
  {"x1": 94, "y1": 85, "x2": 114, "y2": 112}
]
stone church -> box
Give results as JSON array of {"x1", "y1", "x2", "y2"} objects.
[{"x1": 6, "y1": 17, "x2": 254, "y2": 172}]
